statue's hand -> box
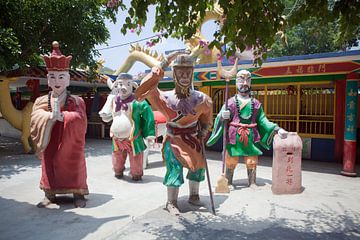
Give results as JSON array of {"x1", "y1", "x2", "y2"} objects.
[
  {"x1": 222, "y1": 110, "x2": 231, "y2": 120},
  {"x1": 99, "y1": 113, "x2": 112, "y2": 123},
  {"x1": 277, "y1": 128, "x2": 288, "y2": 139},
  {"x1": 50, "y1": 97, "x2": 64, "y2": 122},
  {"x1": 145, "y1": 136, "x2": 156, "y2": 147},
  {"x1": 197, "y1": 129, "x2": 208, "y2": 140},
  {"x1": 50, "y1": 111, "x2": 57, "y2": 121},
  {"x1": 151, "y1": 66, "x2": 164, "y2": 78},
  {"x1": 56, "y1": 112, "x2": 64, "y2": 122},
  {"x1": 135, "y1": 67, "x2": 163, "y2": 101},
  {"x1": 50, "y1": 111, "x2": 64, "y2": 122}
]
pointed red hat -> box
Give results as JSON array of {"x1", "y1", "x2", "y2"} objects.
[{"x1": 43, "y1": 41, "x2": 72, "y2": 71}]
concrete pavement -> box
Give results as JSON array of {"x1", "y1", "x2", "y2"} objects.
[{"x1": 0, "y1": 136, "x2": 359, "y2": 240}]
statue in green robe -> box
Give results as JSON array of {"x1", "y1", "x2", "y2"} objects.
[{"x1": 207, "y1": 70, "x2": 288, "y2": 187}]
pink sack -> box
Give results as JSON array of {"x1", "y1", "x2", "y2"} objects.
[{"x1": 272, "y1": 132, "x2": 303, "y2": 194}]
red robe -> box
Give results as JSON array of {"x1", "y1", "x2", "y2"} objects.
[{"x1": 30, "y1": 94, "x2": 88, "y2": 195}]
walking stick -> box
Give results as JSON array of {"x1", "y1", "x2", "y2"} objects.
[
  {"x1": 215, "y1": 59, "x2": 238, "y2": 193},
  {"x1": 200, "y1": 137, "x2": 216, "y2": 215}
]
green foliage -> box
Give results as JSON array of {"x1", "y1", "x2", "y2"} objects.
[
  {"x1": 121, "y1": 0, "x2": 286, "y2": 65},
  {"x1": 269, "y1": 17, "x2": 340, "y2": 57},
  {"x1": 0, "y1": 0, "x2": 123, "y2": 72},
  {"x1": 121, "y1": 0, "x2": 359, "y2": 65},
  {"x1": 1, "y1": 0, "x2": 358, "y2": 71},
  {"x1": 270, "y1": 0, "x2": 359, "y2": 57},
  {"x1": 287, "y1": 0, "x2": 360, "y2": 45}
]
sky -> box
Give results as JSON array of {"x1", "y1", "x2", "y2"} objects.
[{"x1": 96, "y1": 3, "x2": 217, "y2": 75}]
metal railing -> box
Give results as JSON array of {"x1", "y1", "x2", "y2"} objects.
[{"x1": 211, "y1": 81, "x2": 335, "y2": 138}]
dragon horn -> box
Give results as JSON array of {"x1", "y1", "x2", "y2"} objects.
[{"x1": 217, "y1": 58, "x2": 238, "y2": 80}]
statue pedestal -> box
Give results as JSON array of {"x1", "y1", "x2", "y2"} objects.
[{"x1": 272, "y1": 132, "x2": 303, "y2": 195}]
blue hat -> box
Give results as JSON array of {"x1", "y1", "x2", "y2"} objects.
[{"x1": 116, "y1": 73, "x2": 133, "y2": 81}]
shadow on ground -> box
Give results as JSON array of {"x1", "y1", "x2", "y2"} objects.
[
  {"x1": 205, "y1": 149, "x2": 360, "y2": 176},
  {"x1": 39, "y1": 192, "x2": 117, "y2": 210},
  {"x1": 108, "y1": 200, "x2": 360, "y2": 240},
  {"x1": 0, "y1": 136, "x2": 29, "y2": 155},
  {"x1": 113, "y1": 174, "x2": 164, "y2": 184},
  {"x1": 0, "y1": 194, "x2": 128, "y2": 240},
  {"x1": 232, "y1": 177, "x2": 272, "y2": 190},
  {"x1": 0, "y1": 151, "x2": 39, "y2": 179}
]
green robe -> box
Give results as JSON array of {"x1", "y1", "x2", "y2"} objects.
[
  {"x1": 207, "y1": 97, "x2": 277, "y2": 156},
  {"x1": 111, "y1": 100, "x2": 155, "y2": 155}
]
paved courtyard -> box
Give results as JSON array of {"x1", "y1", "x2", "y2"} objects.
[{"x1": 0, "y1": 136, "x2": 359, "y2": 240}]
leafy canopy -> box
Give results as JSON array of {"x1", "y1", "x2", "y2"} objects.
[
  {"x1": 0, "y1": 0, "x2": 123, "y2": 72},
  {"x1": 120, "y1": 0, "x2": 359, "y2": 65},
  {"x1": 269, "y1": 0, "x2": 359, "y2": 57},
  {"x1": 269, "y1": 17, "x2": 339, "y2": 57},
  {"x1": 1, "y1": 0, "x2": 359, "y2": 71}
]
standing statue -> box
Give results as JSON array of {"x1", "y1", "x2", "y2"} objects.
[
  {"x1": 30, "y1": 41, "x2": 88, "y2": 208},
  {"x1": 207, "y1": 70, "x2": 288, "y2": 187},
  {"x1": 99, "y1": 73, "x2": 155, "y2": 181},
  {"x1": 135, "y1": 54, "x2": 213, "y2": 215}
]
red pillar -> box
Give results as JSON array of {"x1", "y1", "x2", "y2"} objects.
[
  {"x1": 33, "y1": 79, "x2": 40, "y2": 100},
  {"x1": 26, "y1": 79, "x2": 40, "y2": 102},
  {"x1": 335, "y1": 80, "x2": 346, "y2": 162},
  {"x1": 341, "y1": 72, "x2": 358, "y2": 177}
]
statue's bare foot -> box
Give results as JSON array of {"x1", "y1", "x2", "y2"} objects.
[
  {"x1": 74, "y1": 194, "x2": 86, "y2": 208},
  {"x1": 188, "y1": 194, "x2": 203, "y2": 206},
  {"x1": 165, "y1": 201, "x2": 180, "y2": 216},
  {"x1": 132, "y1": 175, "x2": 142, "y2": 181},
  {"x1": 37, "y1": 193, "x2": 56, "y2": 208},
  {"x1": 115, "y1": 171, "x2": 124, "y2": 179}
]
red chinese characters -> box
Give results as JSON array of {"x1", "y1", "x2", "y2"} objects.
[{"x1": 272, "y1": 132, "x2": 303, "y2": 194}]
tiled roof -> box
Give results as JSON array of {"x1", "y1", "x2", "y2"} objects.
[{"x1": 1, "y1": 66, "x2": 107, "y2": 84}]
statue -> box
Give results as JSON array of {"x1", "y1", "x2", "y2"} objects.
[
  {"x1": 30, "y1": 41, "x2": 88, "y2": 208},
  {"x1": 99, "y1": 73, "x2": 155, "y2": 181},
  {"x1": 207, "y1": 69, "x2": 288, "y2": 187},
  {"x1": 135, "y1": 53, "x2": 213, "y2": 215}
]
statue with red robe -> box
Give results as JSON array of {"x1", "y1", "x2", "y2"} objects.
[{"x1": 30, "y1": 41, "x2": 88, "y2": 208}]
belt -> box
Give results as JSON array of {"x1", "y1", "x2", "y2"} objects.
[
  {"x1": 229, "y1": 122, "x2": 257, "y2": 146},
  {"x1": 166, "y1": 124, "x2": 201, "y2": 152}
]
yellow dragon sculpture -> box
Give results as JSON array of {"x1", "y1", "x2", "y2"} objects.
[{"x1": 0, "y1": 76, "x2": 33, "y2": 153}]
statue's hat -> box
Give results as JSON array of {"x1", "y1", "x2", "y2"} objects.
[{"x1": 43, "y1": 41, "x2": 72, "y2": 71}]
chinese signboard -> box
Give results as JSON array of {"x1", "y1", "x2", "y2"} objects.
[
  {"x1": 344, "y1": 80, "x2": 358, "y2": 141},
  {"x1": 252, "y1": 62, "x2": 360, "y2": 77}
]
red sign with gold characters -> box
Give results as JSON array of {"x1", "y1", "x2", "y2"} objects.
[{"x1": 252, "y1": 61, "x2": 360, "y2": 77}]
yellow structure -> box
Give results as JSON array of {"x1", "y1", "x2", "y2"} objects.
[{"x1": 0, "y1": 76, "x2": 33, "y2": 153}]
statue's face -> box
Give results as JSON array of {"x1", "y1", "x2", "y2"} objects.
[
  {"x1": 174, "y1": 67, "x2": 193, "y2": 87},
  {"x1": 47, "y1": 71, "x2": 70, "y2": 96},
  {"x1": 113, "y1": 79, "x2": 135, "y2": 99},
  {"x1": 236, "y1": 71, "x2": 252, "y2": 95}
]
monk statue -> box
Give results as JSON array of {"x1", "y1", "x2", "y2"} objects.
[{"x1": 30, "y1": 41, "x2": 88, "y2": 208}]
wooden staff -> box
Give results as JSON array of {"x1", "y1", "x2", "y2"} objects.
[{"x1": 215, "y1": 58, "x2": 238, "y2": 193}]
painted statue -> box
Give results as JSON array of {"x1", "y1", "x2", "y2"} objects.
[
  {"x1": 135, "y1": 54, "x2": 213, "y2": 215},
  {"x1": 207, "y1": 70, "x2": 288, "y2": 187},
  {"x1": 99, "y1": 73, "x2": 155, "y2": 181},
  {"x1": 30, "y1": 41, "x2": 88, "y2": 208}
]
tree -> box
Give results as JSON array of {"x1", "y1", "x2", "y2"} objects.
[
  {"x1": 118, "y1": 0, "x2": 359, "y2": 65},
  {"x1": 269, "y1": 0, "x2": 359, "y2": 57},
  {"x1": 269, "y1": 17, "x2": 339, "y2": 57},
  {"x1": 1, "y1": 0, "x2": 359, "y2": 71},
  {"x1": 0, "y1": 0, "x2": 123, "y2": 72}
]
